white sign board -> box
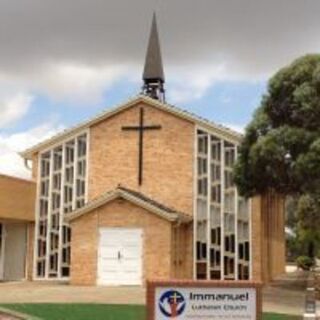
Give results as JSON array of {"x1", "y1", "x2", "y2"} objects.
[{"x1": 155, "y1": 287, "x2": 257, "y2": 319}]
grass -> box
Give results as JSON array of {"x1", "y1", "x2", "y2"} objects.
[
  {"x1": 0, "y1": 304, "x2": 145, "y2": 320},
  {"x1": 262, "y1": 313, "x2": 300, "y2": 320},
  {"x1": 0, "y1": 304, "x2": 300, "y2": 320}
]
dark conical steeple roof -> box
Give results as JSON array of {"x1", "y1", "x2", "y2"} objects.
[{"x1": 143, "y1": 13, "x2": 165, "y2": 82}]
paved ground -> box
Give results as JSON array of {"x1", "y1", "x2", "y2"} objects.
[
  {"x1": 0, "y1": 270, "x2": 308, "y2": 316},
  {"x1": 0, "y1": 282, "x2": 145, "y2": 304},
  {"x1": 263, "y1": 270, "x2": 308, "y2": 316}
]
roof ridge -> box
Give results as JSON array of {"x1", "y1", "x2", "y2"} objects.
[
  {"x1": 117, "y1": 186, "x2": 177, "y2": 213},
  {"x1": 65, "y1": 185, "x2": 192, "y2": 223},
  {"x1": 21, "y1": 95, "x2": 243, "y2": 159}
]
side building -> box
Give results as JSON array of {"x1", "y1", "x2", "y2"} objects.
[{"x1": 0, "y1": 174, "x2": 36, "y2": 281}]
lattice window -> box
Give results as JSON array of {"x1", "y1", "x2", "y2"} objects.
[
  {"x1": 35, "y1": 132, "x2": 88, "y2": 279},
  {"x1": 223, "y1": 142, "x2": 236, "y2": 280},
  {"x1": 195, "y1": 129, "x2": 251, "y2": 281},
  {"x1": 237, "y1": 197, "x2": 250, "y2": 280}
]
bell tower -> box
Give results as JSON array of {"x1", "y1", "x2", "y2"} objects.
[{"x1": 142, "y1": 13, "x2": 166, "y2": 102}]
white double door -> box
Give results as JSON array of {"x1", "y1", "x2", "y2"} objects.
[{"x1": 97, "y1": 228, "x2": 143, "y2": 286}]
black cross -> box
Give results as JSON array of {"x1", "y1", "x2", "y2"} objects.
[{"x1": 122, "y1": 107, "x2": 161, "y2": 185}]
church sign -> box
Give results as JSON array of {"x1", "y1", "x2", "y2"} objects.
[{"x1": 147, "y1": 280, "x2": 262, "y2": 320}]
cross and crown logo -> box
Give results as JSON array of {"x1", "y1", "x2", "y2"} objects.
[{"x1": 158, "y1": 289, "x2": 186, "y2": 318}]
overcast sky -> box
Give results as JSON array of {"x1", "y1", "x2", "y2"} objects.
[{"x1": 1, "y1": 0, "x2": 320, "y2": 178}]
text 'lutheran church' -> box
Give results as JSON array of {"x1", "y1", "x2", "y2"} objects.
[{"x1": 0, "y1": 14, "x2": 285, "y2": 285}]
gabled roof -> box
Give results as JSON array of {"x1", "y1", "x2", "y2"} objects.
[
  {"x1": 65, "y1": 186, "x2": 192, "y2": 223},
  {"x1": 21, "y1": 95, "x2": 243, "y2": 159}
]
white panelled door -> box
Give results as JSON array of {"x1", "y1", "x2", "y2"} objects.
[{"x1": 97, "y1": 228, "x2": 143, "y2": 286}]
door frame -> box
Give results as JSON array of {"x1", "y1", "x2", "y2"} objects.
[
  {"x1": 97, "y1": 227, "x2": 143, "y2": 286},
  {"x1": 0, "y1": 222, "x2": 6, "y2": 280}
]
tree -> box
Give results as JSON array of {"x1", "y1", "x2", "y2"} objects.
[
  {"x1": 296, "y1": 194, "x2": 320, "y2": 258},
  {"x1": 234, "y1": 55, "x2": 320, "y2": 259},
  {"x1": 234, "y1": 54, "x2": 320, "y2": 197}
]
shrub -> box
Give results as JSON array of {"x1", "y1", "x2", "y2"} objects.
[{"x1": 296, "y1": 256, "x2": 314, "y2": 270}]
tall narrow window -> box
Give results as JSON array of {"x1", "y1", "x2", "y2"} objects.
[
  {"x1": 195, "y1": 129, "x2": 251, "y2": 281},
  {"x1": 35, "y1": 132, "x2": 88, "y2": 279}
]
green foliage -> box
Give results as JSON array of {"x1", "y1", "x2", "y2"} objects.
[
  {"x1": 296, "y1": 255, "x2": 314, "y2": 270},
  {"x1": 234, "y1": 54, "x2": 320, "y2": 197},
  {"x1": 297, "y1": 194, "x2": 320, "y2": 231}
]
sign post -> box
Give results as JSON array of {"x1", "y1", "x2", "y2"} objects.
[{"x1": 147, "y1": 280, "x2": 262, "y2": 320}]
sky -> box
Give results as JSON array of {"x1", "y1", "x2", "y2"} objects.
[{"x1": 0, "y1": 0, "x2": 320, "y2": 179}]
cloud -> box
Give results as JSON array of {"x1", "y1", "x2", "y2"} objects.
[
  {"x1": 26, "y1": 62, "x2": 132, "y2": 105},
  {"x1": 0, "y1": 0, "x2": 319, "y2": 104},
  {"x1": 168, "y1": 64, "x2": 228, "y2": 103},
  {"x1": 0, "y1": 93, "x2": 33, "y2": 128},
  {"x1": 0, "y1": 122, "x2": 64, "y2": 179}
]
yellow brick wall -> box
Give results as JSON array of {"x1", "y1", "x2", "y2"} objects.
[
  {"x1": 31, "y1": 153, "x2": 38, "y2": 181},
  {"x1": 27, "y1": 99, "x2": 287, "y2": 285},
  {"x1": 70, "y1": 198, "x2": 176, "y2": 286},
  {"x1": 88, "y1": 101, "x2": 195, "y2": 215},
  {"x1": 171, "y1": 223, "x2": 194, "y2": 279},
  {"x1": 0, "y1": 175, "x2": 36, "y2": 221}
]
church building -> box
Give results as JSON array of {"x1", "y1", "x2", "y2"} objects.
[{"x1": 17, "y1": 14, "x2": 286, "y2": 286}]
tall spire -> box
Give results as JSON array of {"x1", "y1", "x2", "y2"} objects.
[{"x1": 142, "y1": 13, "x2": 166, "y2": 102}]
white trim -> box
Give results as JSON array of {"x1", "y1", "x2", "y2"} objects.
[
  {"x1": 249, "y1": 198, "x2": 253, "y2": 280},
  {"x1": 21, "y1": 96, "x2": 243, "y2": 160},
  {"x1": 33, "y1": 152, "x2": 43, "y2": 280},
  {"x1": 206, "y1": 134, "x2": 211, "y2": 280},
  {"x1": 220, "y1": 140, "x2": 225, "y2": 280},
  {"x1": 65, "y1": 189, "x2": 191, "y2": 223},
  {"x1": 193, "y1": 126, "x2": 198, "y2": 280},
  {"x1": 85, "y1": 128, "x2": 90, "y2": 204},
  {"x1": 45, "y1": 150, "x2": 54, "y2": 278},
  {"x1": 72, "y1": 138, "x2": 78, "y2": 211},
  {"x1": 197, "y1": 125, "x2": 240, "y2": 150},
  {"x1": 0, "y1": 223, "x2": 6, "y2": 280},
  {"x1": 38, "y1": 130, "x2": 87, "y2": 157},
  {"x1": 57, "y1": 142, "x2": 66, "y2": 278},
  {"x1": 234, "y1": 147, "x2": 239, "y2": 280}
]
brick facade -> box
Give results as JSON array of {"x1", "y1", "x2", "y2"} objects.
[
  {"x1": 23, "y1": 97, "x2": 286, "y2": 285},
  {"x1": 70, "y1": 198, "x2": 185, "y2": 286},
  {"x1": 89, "y1": 101, "x2": 195, "y2": 215},
  {"x1": 0, "y1": 175, "x2": 35, "y2": 281}
]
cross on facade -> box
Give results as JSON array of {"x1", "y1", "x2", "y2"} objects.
[{"x1": 122, "y1": 107, "x2": 161, "y2": 185}]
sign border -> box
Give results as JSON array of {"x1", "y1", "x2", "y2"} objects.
[{"x1": 147, "y1": 280, "x2": 262, "y2": 320}]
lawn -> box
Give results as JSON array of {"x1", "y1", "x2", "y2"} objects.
[{"x1": 0, "y1": 304, "x2": 300, "y2": 320}]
